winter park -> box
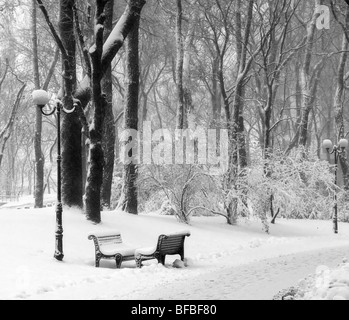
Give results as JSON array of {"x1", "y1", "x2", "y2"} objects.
[{"x1": 1, "y1": 0, "x2": 349, "y2": 303}]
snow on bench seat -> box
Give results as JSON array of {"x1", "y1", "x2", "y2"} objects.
[{"x1": 88, "y1": 232, "x2": 137, "y2": 268}]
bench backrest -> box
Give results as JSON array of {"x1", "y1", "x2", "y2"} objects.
[
  {"x1": 88, "y1": 234, "x2": 123, "y2": 249},
  {"x1": 157, "y1": 232, "x2": 190, "y2": 254}
]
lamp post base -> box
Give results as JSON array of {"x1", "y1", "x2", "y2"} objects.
[{"x1": 54, "y1": 252, "x2": 64, "y2": 261}]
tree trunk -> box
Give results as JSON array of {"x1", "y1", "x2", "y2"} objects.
[
  {"x1": 101, "y1": 0, "x2": 116, "y2": 209},
  {"x1": 85, "y1": 0, "x2": 110, "y2": 223},
  {"x1": 32, "y1": 0, "x2": 45, "y2": 209},
  {"x1": 298, "y1": 60, "x2": 325, "y2": 149},
  {"x1": 211, "y1": 56, "x2": 221, "y2": 127},
  {"x1": 119, "y1": 14, "x2": 140, "y2": 214},
  {"x1": 175, "y1": 0, "x2": 185, "y2": 129},
  {"x1": 335, "y1": 7, "x2": 349, "y2": 188},
  {"x1": 232, "y1": 0, "x2": 254, "y2": 170},
  {"x1": 183, "y1": 5, "x2": 197, "y2": 129},
  {"x1": 59, "y1": 0, "x2": 82, "y2": 208}
]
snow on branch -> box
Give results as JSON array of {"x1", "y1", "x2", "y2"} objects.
[
  {"x1": 74, "y1": 0, "x2": 146, "y2": 107},
  {"x1": 101, "y1": 0, "x2": 146, "y2": 72}
]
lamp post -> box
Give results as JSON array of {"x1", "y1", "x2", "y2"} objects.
[
  {"x1": 32, "y1": 90, "x2": 76, "y2": 261},
  {"x1": 323, "y1": 138, "x2": 349, "y2": 234}
]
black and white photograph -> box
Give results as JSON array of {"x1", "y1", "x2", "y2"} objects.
[{"x1": 1, "y1": 0, "x2": 349, "y2": 303}]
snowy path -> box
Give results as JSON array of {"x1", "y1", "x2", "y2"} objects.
[
  {"x1": 124, "y1": 246, "x2": 349, "y2": 300},
  {"x1": 2, "y1": 208, "x2": 349, "y2": 300},
  {"x1": 21, "y1": 245, "x2": 349, "y2": 301}
]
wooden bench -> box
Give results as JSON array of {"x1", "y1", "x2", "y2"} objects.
[
  {"x1": 88, "y1": 232, "x2": 136, "y2": 269},
  {"x1": 135, "y1": 231, "x2": 191, "y2": 268}
]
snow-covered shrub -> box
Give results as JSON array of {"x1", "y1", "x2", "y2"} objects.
[
  {"x1": 137, "y1": 149, "x2": 341, "y2": 229},
  {"x1": 337, "y1": 192, "x2": 349, "y2": 223},
  {"x1": 265, "y1": 151, "x2": 338, "y2": 221},
  {"x1": 283, "y1": 260, "x2": 349, "y2": 300},
  {"x1": 160, "y1": 200, "x2": 176, "y2": 216},
  {"x1": 139, "y1": 164, "x2": 215, "y2": 223},
  {"x1": 215, "y1": 150, "x2": 340, "y2": 231}
]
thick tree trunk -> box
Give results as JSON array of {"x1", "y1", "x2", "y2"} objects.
[
  {"x1": 85, "y1": 0, "x2": 109, "y2": 223},
  {"x1": 119, "y1": 15, "x2": 140, "y2": 214},
  {"x1": 232, "y1": 0, "x2": 254, "y2": 170},
  {"x1": 32, "y1": 0, "x2": 45, "y2": 209},
  {"x1": 101, "y1": 0, "x2": 116, "y2": 209},
  {"x1": 59, "y1": 0, "x2": 82, "y2": 208}
]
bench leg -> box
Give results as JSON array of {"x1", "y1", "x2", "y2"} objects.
[
  {"x1": 180, "y1": 248, "x2": 185, "y2": 261},
  {"x1": 158, "y1": 254, "x2": 166, "y2": 266},
  {"x1": 115, "y1": 254, "x2": 123, "y2": 269},
  {"x1": 95, "y1": 254, "x2": 102, "y2": 268},
  {"x1": 135, "y1": 255, "x2": 143, "y2": 268}
]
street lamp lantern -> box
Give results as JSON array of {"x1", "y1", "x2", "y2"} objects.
[
  {"x1": 323, "y1": 139, "x2": 333, "y2": 152},
  {"x1": 323, "y1": 138, "x2": 348, "y2": 234},
  {"x1": 339, "y1": 139, "x2": 349, "y2": 151},
  {"x1": 32, "y1": 90, "x2": 50, "y2": 107},
  {"x1": 32, "y1": 90, "x2": 76, "y2": 261}
]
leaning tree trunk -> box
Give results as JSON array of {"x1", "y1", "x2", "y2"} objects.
[
  {"x1": 32, "y1": 0, "x2": 44, "y2": 209},
  {"x1": 101, "y1": 0, "x2": 116, "y2": 209},
  {"x1": 119, "y1": 15, "x2": 140, "y2": 214}
]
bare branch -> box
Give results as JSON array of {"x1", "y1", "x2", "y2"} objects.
[{"x1": 35, "y1": 0, "x2": 68, "y2": 59}]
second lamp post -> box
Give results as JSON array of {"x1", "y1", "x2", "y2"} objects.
[
  {"x1": 323, "y1": 138, "x2": 349, "y2": 234},
  {"x1": 32, "y1": 90, "x2": 76, "y2": 261}
]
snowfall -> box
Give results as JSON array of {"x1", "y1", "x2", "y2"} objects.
[{"x1": 1, "y1": 196, "x2": 349, "y2": 300}]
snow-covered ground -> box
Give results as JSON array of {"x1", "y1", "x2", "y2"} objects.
[{"x1": 0, "y1": 200, "x2": 349, "y2": 300}]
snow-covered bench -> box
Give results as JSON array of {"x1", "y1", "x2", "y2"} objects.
[
  {"x1": 135, "y1": 231, "x2": 191, "y2": 268},
  {"x1": 88, "y1": 232, "x2": 136, "y2": 269}
]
